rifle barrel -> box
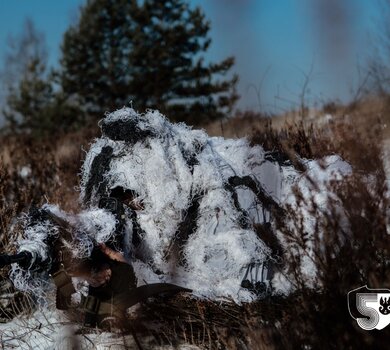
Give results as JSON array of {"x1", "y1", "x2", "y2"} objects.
[{"x1": 0, "y1": 251, "x2": 32, "y2": 268}]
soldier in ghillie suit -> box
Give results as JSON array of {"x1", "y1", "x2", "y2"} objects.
[{"x1": 2, "y1": 107, "x2": 294, "y2": 328}]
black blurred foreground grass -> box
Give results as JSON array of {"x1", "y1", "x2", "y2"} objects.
[{"x1": 0, "y1": 117, "x2": 389, "y2": 349}]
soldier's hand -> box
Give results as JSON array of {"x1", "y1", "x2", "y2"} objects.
[{"x1": 99, "y1": 243, "x2": 127, "y2": 263}]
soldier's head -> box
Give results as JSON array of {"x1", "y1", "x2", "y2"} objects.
[
  {"x1": 79, "y1": 107, "x2": 206, "y2": 208},
  {"x1": 79, "y1": 108, "x2": 159, "y2": 207}
]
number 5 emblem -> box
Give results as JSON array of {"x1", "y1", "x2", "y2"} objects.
[{"x1": 348, "y1": 285, "x2": 390, "y2": 330}]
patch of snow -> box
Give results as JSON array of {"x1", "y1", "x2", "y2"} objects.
[
  {"x1": 18, "y1": 165, "x2": 31, "y2": 179},
  {"x1": 0, "y1": 305, "x2": 197, "y2": 349}
]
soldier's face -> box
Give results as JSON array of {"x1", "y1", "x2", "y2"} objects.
[{"x1": 87, "y1": 266, "x2": 112, "y2": 287}]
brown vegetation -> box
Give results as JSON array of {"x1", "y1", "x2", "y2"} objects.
[{"x1": 0, "y1": 103, "x2": 388, "y2": 349}]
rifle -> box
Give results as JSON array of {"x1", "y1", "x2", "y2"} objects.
[
  {"x1": 0, "y1": 251, "x2": 33, "y2": 269},
  {"x1": 0, "y1": 209, "x2": 86, "y2": 309},
  {"x1": 0, "y1": 198, "x2": 191, "y2": 330}
]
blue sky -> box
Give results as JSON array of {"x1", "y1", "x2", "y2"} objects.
[{"x1": 0, "y1": 0, "x2": 382, "y2": 114}]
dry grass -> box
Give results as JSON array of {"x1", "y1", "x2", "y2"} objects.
[
  {"x1": 204, "y1": 111, "x2": 270, "y2": 138},
  {"x1": 0, "y1": 103, "x2": 388, "y2": 349},
  {"x1": 205, "y1": 95, "x2": 390, "y2": 145}
]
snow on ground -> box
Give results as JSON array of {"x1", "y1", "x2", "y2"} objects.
[{"x1": 0, "y1": 304, "x2": 199, "y2": 349}]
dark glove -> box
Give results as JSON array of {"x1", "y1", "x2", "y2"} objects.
[{"x1": 0, "y1": 252, "x2": 33, "y2": 269}]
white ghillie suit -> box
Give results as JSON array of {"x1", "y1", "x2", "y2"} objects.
[
  {"x1": 79, "y1": 108, "x2": 280, "y2": 302},
  {"x1": 10, "y1": 108, "x2": 351, "y2": 303}
]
